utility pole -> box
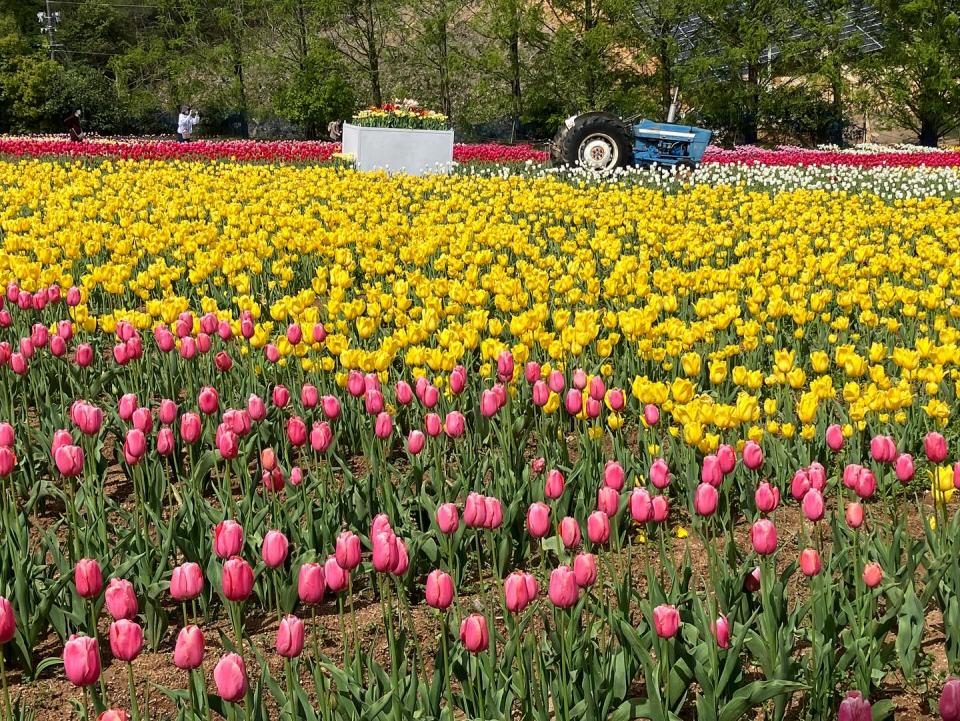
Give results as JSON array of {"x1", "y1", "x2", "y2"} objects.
[{"x1": 37, "y1": 0, "x2": 62, "y2": 60}]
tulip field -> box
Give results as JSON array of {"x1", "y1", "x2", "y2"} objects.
[{"x1": 2, "y1": 143, "x2": 960, "y2": 721}]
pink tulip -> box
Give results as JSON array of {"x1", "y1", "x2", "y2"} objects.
[
  {"x1": 694, "y1": 483, "x2": 718, "y2": 516},
  {"x1": 649, "y1": 458, "x2": 670, "y2": 489},
  {"x1": 406, "y1": 430, "x2": 426, "y2": 454},
  {"x1": 312, "y1": 323, "x2": 327, "y2": 343},
  {"x1": 564, "y1": 389, "x2": 582, "y2": 415},
  {"x1": 422, "y1": 385, "x2": 439, "y2": 408},
  {"x1": 179, "y1": 413, "x2": 202, "y2": 444},
  {"x1": 0, "y1": 424, "x2": 11, "y2": 449},
  {"x1": 826, "y1": 424, "x2": 845, "y2": 451},
  {"x1": 75, "y1": 559, "x2": 103, "y2": 598},
  {"x1": 652, "y1": 604, "x2": 680, "y2": 638},
  {"x1": 425, "y1": 570, "x2": 454, "y2": 610},
  {"x1": 807, "y1": 462, "x2": 826, "y2": 490},
  {"x1": 392, "y1": 539, "x2": 409, "y2": 576},
  {"x1": 365, "y1": 389, "x2": 384, "y2": 415},
  {"x1": 862, "y1": 562, "x2": 883, "y2": 588},
  {"x1": 50, "y1": 335, "x2": 67, "y2": 356},
  {"x1": 483, "y1": 497, "x2": 503, "y2": 529},
  {"x1": 545, "y1": 469, "x2": 565, "y2": 499},
  {"x1": 67, "y1": 286, "x2": 81, "y2": 305},
  {"x1": 272, "y1": 385, "x2": 290, "y2": 408},
  {"x1": 310, "y1": 422, "x2": 333, "y2": 453},
  {"x1": 532, "y1": 381, "x2": 550, "y2": 406},
  {"x1": 790, "y1": 469, "x2": 811, "y2": 500},
  {"x1": 444, "y1": 411, "x2": 465, "y2": 438},
  {"x1": 643, "y1": 404, "x2": 660, "y2": 425},
  {"x1": 222, "y1": 558, "x2": 254, "y2": 602},
  {"x1": 603, "y1": 460, "x2": 625, "y2": 490},
  {"x1": 504, "y1": 571, "x2": 532, "y2": 612},
  {"x1": 463, "y1": 493, "x2": 487, "y2": 528},
  {"x1": 214, "y1": 520, "x2": 244, "y2": 558},
  {"x1": 197, "y1": 387, "x2": 219, "y2": 415},
  {"x1": 526, "y1": 502, "x2": 551, "y2": 538},
  {"x1": 179, "y1": 337, "x2": 197, "y2": 360},
  {"x1": 214, "y1": 653, "x2": 248, "y2": 702},
  {"x1": 573, "y1": 553, "x2": 598, "y2": 588},
  {"x1": 895, "y1": 454, "x2": 914, "y2": 482},
  {"x1": 63, "y1": 634, "x2": 101, "y2": 686},
  {"x1": 395, "y1": 381, "x2": 413, "y2": 405},
  {"x1": 588, "y1": 376, "x2": 605, "y2": 401},
  {"x1": 158, "y1": 399, "x2": 177, "y2": 425},
  {"x1": 336, "y1": 531, "x2": 362, "y2": 570},
  {"x1": 854, "y1": 469, "x2": 876, "y2": 499},
  {"x1": 374, "y1": 412, "x2": 392, "y2": 439},
  {"x1": 0, "y1": 597, "x2": 15, "y2": 645},
  {"x1": 459, "y1": 614, "x2": 489, "y2": 653},
  {"x1": 525, "y1": 361, "x2": 541, "y2": 383},
  {"x1": 286, "y1": 416, "x2": 307, "y2": 447},
  {"x1": 587, "y1": 511, "x2": 610, "y2": 545},
  {"x1": 717, "y1": 444, "x2": 736, "y2": 474},
  {"x1": 630, "y1": 488, "x2": 652, "y2": 522},
  {"x1": 124, "y1": 428, "x2": 146, "y2": 459},
  {"x1": 286, "y1": 323, "x2": 302, "y2": 345},
  {"x1": 0, "y1": 447, "x2": 14, "y2": 477},
  {"x1": 607, "y1": 388, "x2": 626, "y2": 411},
  {"x1": 170, "y1": 562, "x2": 204, "y2": 601},
  {"x1": 548, "y1": 566, "x2": 579, "y2": 608},
  {"x1": 297, "y1": 563, "x2": 326, "y2": 604},
  {"x1": 372, "y1": 531, "x2": 399, "y2": 573},
  {"x1": 105, "y1": 579, "x2": 137, "y2": 620},
  {"x1": 597, "y1": 486, "x2": 619, "y2": 516},
  {"x1": 845, "y1": 502, "x2": 864, "y2": 529},
  {"x1": 173, "y1": 625, "x2": 204, "y2": 669},
  {"x1": 276, "y1": 615, "x2": 305, "y2": 658},
  {"x1": 496, "y1": 350, "x2": 514, "y2": 383},
  {"x1": 109, "y1": 619, "x2": 143, "y2": 662},
  {"x1": 55, "y1": 444, "x2": 84, "y2": 476},
  {"x1": 247, "y1": 395, "x2": 267, "y2": 422},
  {"x1": 215, "y1": 425, "x2": 239, "y2": 459},
  {"x1": 8, "y1": 353, "x2": 26, "y2": 375},
  {"x1": 742, "y1": 441, "x2": 764, "y2": 470},
  {"x1": 449, "y1": 368, "x2": 467, "y2": 395},
  {"x1": 802, "y1": 489, "x2": 825, "y2": 522},
  {"x1": 548, "y1": 369, "x2": 565, "y2": 393},
  {"x1": 261, "y1": 530, "x2": 289, "y2": 568},
  {"x1": 651, "y1": 495, "x2": 670, "y2": 523},
  {"x1": 940, "y1": 678, "x2": 960, "y2": 721},
  {"x1": 701, "y1": 455, "x2": 722, "y2": 486},
  {"x1": 838, "y1": 691, "x2": 871, "y2": 721},
  {"x1": 424, "y1": 413, "x2": 442, "y2": 437},
  {"x1": 559, "y1": 517, "x2": 581, "y2": 548},
  {"x1": 347, "y1": 371, "x2": 365, "y2": 397},
  {"x1": 155, "y1": 328, "x2": 175, "y2": 352},
  {"x1": 480, "y1": 389, "x2": 499, "y2": 418},
  {"x1": 925, "y1": 432, "x2": 948, "y2": 463},
  {"x1": 799, "y1": 548, "x2": 821, "y2": 577},
  {"x1": 72, "y1": 403, "x2": 103, "y2": 435},
  {"x1": 324, "y1": 555, "x2": 349, "y2": 593},
  {"x1": 754, "y1": 482, "x2": 780, "y2": 513},
  {"x1": 750, "y1": 519, "x2": 777, "y2": 555},
  {"x1": 711, "y1": 615, "x2": 730, "y2": 648}
]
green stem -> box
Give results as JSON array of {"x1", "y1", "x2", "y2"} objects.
[
  {"x1": 127, "y1": 663, "x2": 142, "y2": 721},
  {"x1": 0, "y1": 652, "x2": 11, "y2": 721}
]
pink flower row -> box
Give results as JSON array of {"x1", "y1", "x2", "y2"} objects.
[{"x1": 703, "y1": 145, "x2": 960, "y2": 168}]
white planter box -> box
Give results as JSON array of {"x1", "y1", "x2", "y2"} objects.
[{"x1": 341, "y1": 123, "x2": 454, "y2": 175}]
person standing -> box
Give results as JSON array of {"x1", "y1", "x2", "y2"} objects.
[
  {"x1": 177, "y1": 106, "x2": 192, "y2": 142},
  {"x1": 64, "y1": 110, "x2": 84, "y2": 142}
]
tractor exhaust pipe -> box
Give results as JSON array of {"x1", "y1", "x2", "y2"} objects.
[{"x1": 666, "y1": 87, "x2": 680, "y2": 124}]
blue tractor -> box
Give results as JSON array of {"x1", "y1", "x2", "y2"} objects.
[{"x1": 551, "y1": 111, "x2": 713, "y2": 172}]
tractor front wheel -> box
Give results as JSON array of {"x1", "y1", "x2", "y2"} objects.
[{"x1": 552, "y1": 113, "x2": 633, "y2": 172}]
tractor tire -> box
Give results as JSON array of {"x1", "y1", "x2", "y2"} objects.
[{"x1": 551, "y1": 112, "x2": 633, "y2": 172}]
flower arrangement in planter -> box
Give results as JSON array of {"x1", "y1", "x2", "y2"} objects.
[
  {"x1": 342, "y1": 99, "x2": 454, "y2": 175},
  {"x1": 351, "y1": 99, "x2": 449, "y2": 131}
]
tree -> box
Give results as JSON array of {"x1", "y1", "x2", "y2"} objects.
[
  {"x1": 321, "y1": 0, "x2": 399, "y2": 105},
  {"x1": 274, "y1": 41, "x2": 355, "y2": 136},
  {"x1": 868, "y1": 0, "x2": 960, "y2": 146}
]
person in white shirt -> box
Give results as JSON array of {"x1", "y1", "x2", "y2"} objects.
[{"x1": 177, "y1": 106, "x2": 200, "y2": 142}]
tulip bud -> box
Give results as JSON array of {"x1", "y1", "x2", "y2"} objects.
[
  {"x1": 652, "y1": 604, "x2": 680, "y2": 638},
  {"x1": 799, "y1": 548, "x2": 821, "y2": 577},
  {"x1": 335, "y1": 531, "x2": 362, "y2": 570},
  {"x1": 221, "y1": 557, "x2": 254, "y2": 602},
  {"x1": 459, "y1": 614, "x2": 489, "y2": 653},
  {"x1": 276, "y1": 615, "x2": 305, "y2": 658},
  {"x1": 649, "y1": 458, "x2": 670, "y2": 489},
  {"x1": 802, "y1": 488, "x2": 825, "y2": 522},
  {"x1": 170, "y1": 562, "x2": 204, "y2": 601},
  {"x1": 603, "y1": 460, "x2": 625, "y2": 490},
  {"x1": 586, "y1": 511, "x2": 610, "y2": 545},
  {"x1": 597, "y1": 486, "x2": 619, "y2": 516},
  {"x1": 261, "y1": 530, "x2": 289, "y2": 568},
  {"x1": 559, "y1": 517, "x2": 581, "y2": 548},
  {"x1": 548, "y1": 566, "x2": 578, "y2": 608},
  {"x1": 711, "y1": 615, "x2": 730, "y2": 648},
  {"x1": 925, "y1": 432, "x2": 948, "y2": 463},
  {"x1": 544, "y1": 469, "x2": 565, "y2": 499},
  {"x1": 75, "y1": 559, "x2": 103, "y2": 599},
  {"x1": 109, "y1": 619, "x2": 143, "y2": 662},
  {"x1": 750, "y1": 519, "x2": 777, "y2": 555},
  {"x1": 425, "y1": 570, "x2": 454, "y2": 610},
  {"x1": 297, "y1": 563, "x2": 326, "y2": 604},
  {"x1": 105, "y1": 579, "x2": 138, "y2": 620},
  {"x1": 0, "y1": 597, "x2": 15, "y2": 644},
  {"x1": 503, "y1": 571, "x2": 531, "y2": 613},
  {"x1": 573, "y1": 553, "x2": 598, "y2": 588},
  {"x1": 754, "y1": 482, "x2": 780, "y2": 514},
  {"x1": 694, "y1": 483, "x2": 718, "y2": 516},
  {"x1": 629, "y1": 488, "x2": 652, "y2": 523},
  {"x1": 845, "y1": 502, "x2": 864, "y2": 529},
  {"x1": 63, "y1": 634, "x2": 101, "y2": 686},
  {"x1": 742, "y1": 441, "x2": 764, "y2": 470},
  {"x1": 894, "y1": 453, "x2": 914, "y2": 483},
  {"x1": 643, "y1": 404, "x2": 660, "y2": 426},
  {"x1": 526, "y1": 502, "x2": 551, "y2": 538},
  {"x1": 324, "y1": 555, "x2": 349, "y2": 593},
  {"x1": 717, "y1": 444, "x2": 736, "y2": 474},
  {"x1": 214, "y1": 653, "x2": 248, "y2": 702}
]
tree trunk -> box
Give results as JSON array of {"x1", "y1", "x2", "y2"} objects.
[
  {"x1": 295, "y1": 0, "x2": 309, "y2": 70},
  {"x1": 828, "y1": 76, "x2": 844, "y2": 146},
  {"x1": 508, "y1": 7, "x2": 521, "y2": 141},
  {"x1": 918, "y1": 116, "x2": 939, "y2": 147},
  {"x1": 438, "y1": 8, "x2": 452, "y2": 120},
  {"x1": 741, "y1": 62, "x2": 759, "y2": 145},
  {"x1": 659, "y1": 35, "x2": 672, "y2": 120},
  {"x1": 582, "y1": 0, "x2": 595, "y2": 107},
  {"x1": 364, "y1": 0, "x2": 383, "y2": 105}
]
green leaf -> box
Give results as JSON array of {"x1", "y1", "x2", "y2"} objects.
[{"x1": 718, "y1": 680, "x2": 806, "y2": 721}]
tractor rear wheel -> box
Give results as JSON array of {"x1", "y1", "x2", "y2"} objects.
[{"x1": 552, "y1": 113, "x2": 633, "y2": 172}]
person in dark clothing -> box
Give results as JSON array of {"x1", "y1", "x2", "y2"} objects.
[{"x1": 64, "y1": 110, "x2": 84, "y2": 142}]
